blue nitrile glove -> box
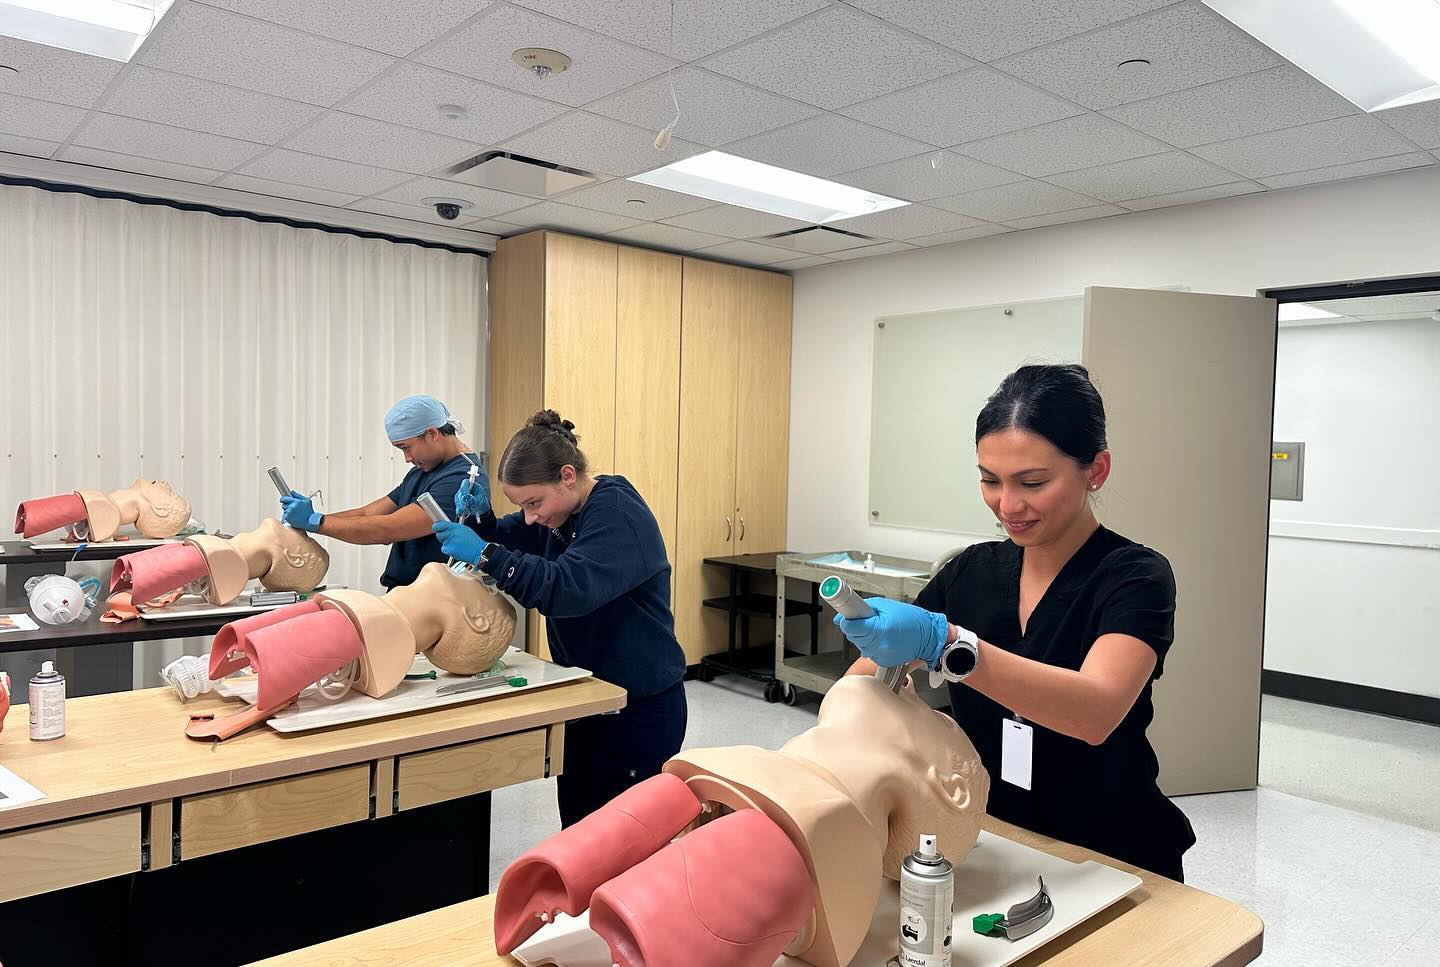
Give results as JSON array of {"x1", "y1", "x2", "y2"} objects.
[
  {"x1": 833, "y1": 597, "x2": 948, "y2": 670},
  {"x1": 455, "y1": 474, "x2": 490, "y2": 519},
  {"x1": 280, "y1": 491, "x2": 323, "y2": 532},
  {"x1": 433, "y1": 520, "x2": 488, "y2": 567}
]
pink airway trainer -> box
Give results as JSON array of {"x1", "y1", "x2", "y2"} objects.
[
  {"x1": 111, "y1": 542, "x2": 208, "y2": 602},
  {"x1": 14, "y1": 494, "x2": 86, "y2": 538}
]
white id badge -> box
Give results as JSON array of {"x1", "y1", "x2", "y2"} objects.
[{"x1": 1001, "y1": 717, "x2": 1033, "y2": 791}]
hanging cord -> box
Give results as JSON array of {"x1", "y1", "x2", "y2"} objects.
[{"x1": 654, "y1": 0, "x2": 680, "y2": 149}]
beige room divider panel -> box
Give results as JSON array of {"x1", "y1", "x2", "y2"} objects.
[{"x1": 1083, "y1": 286, "x2": 1276, "y2": 796}]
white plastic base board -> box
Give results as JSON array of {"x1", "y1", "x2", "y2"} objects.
[
  {"x1": 511, "y1": 829, "x2": 1142, "y2": 967},
  {"x1": 211, "y1": 647, "x2": 593, "y2": 733},
  {"x1": 27, "y1": 537, "x2": 180, "y2": 551},
  {"x1": 139, "y1": 591, "x2": 283, "y2": 621}
]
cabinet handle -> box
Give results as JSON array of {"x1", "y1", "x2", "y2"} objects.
[
  {"x1": 725, "y1": 516, "x2": 732, "y2": 541},
  {"x1": 738, "y1": 514, "x2": 746, "y2": 541}
]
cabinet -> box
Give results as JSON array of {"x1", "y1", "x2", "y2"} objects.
[{"x1": 488, "y1": 234, "x2": 791, "y2": 667}]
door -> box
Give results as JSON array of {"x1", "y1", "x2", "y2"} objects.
[
  {"x1": 734, "y1": 267, "x2": 793, "y2": 555},
  {"x1": 544, "y1": 233, "x2": 617, "y2": 474},
  {"x1": 674, "y1": 258, "x2": 742, "y2": 664},
  {"x1": 1083, "y1": 286, "x2": 1276, "y2": 795}
]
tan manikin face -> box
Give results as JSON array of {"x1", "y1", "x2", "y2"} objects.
[
  {"x1": 133, "y1": 478, "x2": 190, "y2": 534},
  {"x1": 251, "y1": 518, "x2": 330, "y2": 591},
  {"x1": 502, "y1": 465, "x2": 584, "y2": 530},
  {"x1": 977, "y1": 428, "x2": 1110, "y2": 548},
  {"x1": 393, "y1": 562, "x2": 516, "y2": 674}
]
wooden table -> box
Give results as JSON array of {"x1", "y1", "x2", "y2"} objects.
[
  {"x1": 0, "y1": 676, "x2": 627, "y2": 966},
  {"x1": 255, "y1": 817, "x2": 1262, "y2": 967}
]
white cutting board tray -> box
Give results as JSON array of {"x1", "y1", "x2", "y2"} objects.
[
  {"x1": 140, "y1": 590, "x2": 284, "y2": 621},
  {"x1": 513, "y1": 829, "x2": 1141, "y2": 967},
  {"x1": 28, "y1": 537, "x2": 180, "y2": 551},
  {"x1": 212, "y1": 647, "x2": 592, "y2": 733}
]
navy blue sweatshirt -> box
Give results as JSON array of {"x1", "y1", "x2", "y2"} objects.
[{"x1": 472, "y1": 475, "x2": 685, "y2": 698}]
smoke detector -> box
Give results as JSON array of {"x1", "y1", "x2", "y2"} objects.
[
  {"x1": 437, "y1": 103, "x2": 467, "y2": 121},
  {"x1": 513, "y1": 48, "x2": 571, "y2": 80}
]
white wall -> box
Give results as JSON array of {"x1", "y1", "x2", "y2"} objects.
[
  {"x1": 788, "y1": 165, "x2": 1440, "y2": 688},
  {"x1": 1265, "y1": 319, "x2": 1440, "y2": 698}
]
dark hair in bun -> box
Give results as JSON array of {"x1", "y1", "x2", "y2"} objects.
[
  {"x1": 975, "y1": 364, "x2": 1107, "y2": 466},
  {"x1": 498, "y1": 409, "x2": 589, "y2": 485}
]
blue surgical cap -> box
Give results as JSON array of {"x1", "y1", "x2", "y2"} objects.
[{"x1": 385, "y1": 395, "x2": 464, "y2": 443}]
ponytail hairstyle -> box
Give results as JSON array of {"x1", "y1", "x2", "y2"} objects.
[
  {"x1": 497, "y1": 410, "x2": 589, "y2": 485},
  {"x1": 975, "y1": 364, "x2": 1107, "y2": 466}
]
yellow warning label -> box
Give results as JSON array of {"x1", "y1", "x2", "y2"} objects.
[{"x1": 1272, "y1": 452, "x2": 1289, "y2": 461}]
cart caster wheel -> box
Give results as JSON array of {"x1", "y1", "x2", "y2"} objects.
[
  {"x1": 697, "y1": 664, "x2": 717, "y2": 683},
  {"x1": 781, "y1": 684, "x2": 800, "y2": 706},
  {"x1": 763, "y1": 681, "x2": 782, "y2": 703}
]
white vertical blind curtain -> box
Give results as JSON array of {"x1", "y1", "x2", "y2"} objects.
[{"x1": 0, "y1": 183, "x2": 487, "y2": 683}]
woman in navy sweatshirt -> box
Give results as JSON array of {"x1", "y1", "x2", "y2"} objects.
[{"x1": 432, "y1": 409, "x2": 687, "y2": 826}]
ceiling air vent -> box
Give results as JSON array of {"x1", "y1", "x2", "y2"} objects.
[
  {"x1": 760, "y1": 225, "x2": 880, "y2": 255},
  {"x1": 443, "y1": 151, "x2": 599, "y2": 198}
]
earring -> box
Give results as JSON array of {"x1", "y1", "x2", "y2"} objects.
[{"x1": 1089, "y1": 483, "x2": 1098, "y2": 491}]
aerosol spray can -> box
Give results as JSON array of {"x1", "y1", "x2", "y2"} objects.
[
  {"x1": 899, "y1": 833, "x2": 953, "y2": 967},
  {"x1": 28, "y1": 660, "x2": 66, "y2": 741}
]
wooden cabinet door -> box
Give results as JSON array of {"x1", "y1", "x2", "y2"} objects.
[
  {"x1": 674, "y1": 258, "x2": 742, "y2": 663},
  {"x1": 543, "y1": 233, "x2": 617, "y2": 474},
  {"x1": 487, "y1": 231, "x2": 546, "y2": 517},
  {"x1": 614, "y1": 247, "x2": 682, "y2": 565},
  {"x1": 734, "y1": 267, "x2": 792, "y2": 554}
]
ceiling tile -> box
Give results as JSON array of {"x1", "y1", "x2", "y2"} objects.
[
  {"x1": 1376, "y1": 99, "x2": 1440, "y2": 150},
  {"x1": 836, "y1": 151, "x2": 1024, "y2": 201},
  {"x1": 955, "y1": 114, "x2": 1168, "y2": 177},
  {"x1": 212, "y1": 173, "x2": 360, "y2": 207},
  {"x1": 1191, "y1": 115, "x2": 1419, "y2": 179},
  {"x1": 0, "y1": 92, "x2": 88, "y2": 142},
  {"x1": 758, "y1": 227, "x2": 881, "y2": 254},
  {"x1": 284, "y1": 112, "x2": 477, "y2": 174},
  {"x1": 417, "y1": 5, "x2": 673, "y2": 109},
  {"x1": 586, "y1": 68, "x2": 818, "y2": 147},
  {"x1": 555, "y1": 177, "x2": 714, "y2": 221},
  {"x1": 56, "y1": 145, "x2": 224, "y2": 183},
  {"x1": 931, "y1": 180, "x2": 1103, "y2": 221},
  {"x1": 497, "y1": 201, "x2": 642, "y2": 235},
  {"x1": 509, "y1": 0, "x2": 829, "y2": 60},
  {"x1": 696, "y1": 239, "x2": 799, "y2": 266},
  {"x1": 608, "y1": 221, "x2": 729, "y2": 252},
  {"x1": 909, "y1": 224, "x2": 1013, "y2": 245},
  {"x1": 826, "y1": 204, "x2": 989, "y2": 240},
  {"x1": 724, "y1": 114, "x2": 930, "y2": 178},
  {"x1": 376, "y1": 176, "x2": 534, "y2": 218},
  {"x1": 842, "y1": 68, "x2": 1083, "y2": 148},
  {"x1": 198, "y1": 0, "x2": 496, "y2": 56},
  {"x1": 350, "y1": 197, "x2": 512, "y2": 230},
  {"x1": 1046, "y1": 151, "x2": 1238, "y2": 202},
  {"x1": 827, "y1": 240, "x2": 918, "y2": 260},
  {"x1": 101, "y1": 66, "x2": 322, "y2": 144},
  {"x1": 0, "y1": 36, "x2": 123, "y2": 108},
  {"x1": 500, "y1": 111, "x2": 700, "y2": 177},
  {"x1": 1119, "y1": 181, "x2": 1262, "y2": 211},
  {"x1": 703, "y1": 6, "x2": 973, "y2": 111},
  {"x1": 772, "y1": 254, "x2": 837, "y2": 269},
  {"x1": 661, "y1": 204, "x2": 811, "y2": 239},
  {"x1": 995, "y1": 3, "x2": 1279, "y2": 110},
  {"x1": 135, "y1": 3, "x2": 393, "y2": 106},
  {"x1": 1103, "y1": 66, "x2": 1358, "y2": 149},
  {"x1": 73, "y1": 114, "x2": 265, "y2": 171},
  {"x1": 0, "y1": 134, "x2": 58, "y2": 159},
  {"x1": 1257, "y1": 153, "x2": 1435, "y2": 190},
  {"x1": 1002, "y1": 205, "x2": 1127, "y2": 229},
  {"x1": 341, "y1": 62, "x2": 567, "y2": 146},
  {"x1": 467, "y1": 219, "x2": 518, "y2": 236},
  {"x1": 847, "y1": 0, "x2": 1175, "y2": 62},
  {"x1": 236, "y1": 148, "x2": 412, "y2": 195}
]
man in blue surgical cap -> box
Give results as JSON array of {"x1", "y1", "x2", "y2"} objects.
[{"x1": 279, "y1": 395, "x2": 485, "y2": 589}]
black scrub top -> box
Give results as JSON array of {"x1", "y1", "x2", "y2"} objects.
[
  {"x1": 378, "y1": 453, "x2": 474, "y2": 589},
  {"x1": 917, "y1": 525, "x2": 1196, "y2": 880}
]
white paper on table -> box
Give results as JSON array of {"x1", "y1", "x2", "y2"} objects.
[
  {"x1": 0, "y1": 764, "x2": 46, "y2": 810},
  {"x1": 0, "y1": 612, "x2": 40, "y2": 633}
]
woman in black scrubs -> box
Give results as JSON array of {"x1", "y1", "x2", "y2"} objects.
[
  {"x1": 836, "y1": 364, "x2": 1195, "y2": 880},
  {"x1": 432, "y1": 410, "x2": 687, "y2": 828}
]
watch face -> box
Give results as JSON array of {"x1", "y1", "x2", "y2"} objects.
[{"x1": 946, "y1": 645, "x2": 977, "y2": 677}]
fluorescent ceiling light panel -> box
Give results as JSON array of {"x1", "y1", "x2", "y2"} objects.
[
  {"x1": 1277, "y1": 303, "x2": 1342, "y2": 322},
  {"x1": 630, "y1": 151, "x2": 907, "y2": 224},
  {"x1": 1204, "y1": 0, "x2": 1440, "y2": 111},
  {"x1": 0, "y1": 0, "x2": 175, "y2": 62}
]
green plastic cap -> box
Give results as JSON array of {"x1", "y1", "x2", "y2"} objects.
[
  {"x1": 820, "y1": 576, "x2": 842, "y2": 598},
  {"x1": 973, "y1": 913, "x2": 1005, "y2": 936}
]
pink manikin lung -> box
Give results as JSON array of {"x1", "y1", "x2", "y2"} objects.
[
  {"x1": 589, "y1": 808, "x2": 815, "y2": 967},
  {"x1": 493, "y1": 773, "x2": 703, "y2": 955},
  {"x1": 111, "y1": 542, "x2": 208, "y2": 603},
  {"x1": 14, "y1": 494, "x2": 87, "y2": 539}
]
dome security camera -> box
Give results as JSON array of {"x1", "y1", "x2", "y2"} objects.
[{"x1": 421, "y1": 197, "x2": 472, "y2": 221}]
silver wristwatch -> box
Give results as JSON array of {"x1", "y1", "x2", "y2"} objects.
[{"x1": 930, "y1": 624, "x2": 980, "y2": 687}]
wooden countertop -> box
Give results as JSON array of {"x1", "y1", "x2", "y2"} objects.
[
  {"x1": 253, "y1": 816, "x2": 1262, "y2": 967},
  {"x1": 0, "y1": 677, "x2": 626, "y2": 832}
]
